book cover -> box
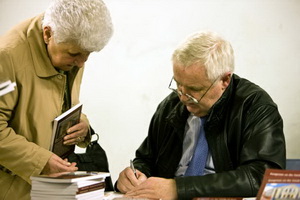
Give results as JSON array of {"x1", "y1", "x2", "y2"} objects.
[
  {"x1": 32, "y1": 179, "x2": 103, "y2": 190},
  {"x1": 50, "y1": 103, "x2": 82, "y2": 158},
  {"x1": 30, "y1": 171, "x2": 110, "y2": 183},
  {"x1": 256, "y1": 169, "x2": 300, "y2": 200}
]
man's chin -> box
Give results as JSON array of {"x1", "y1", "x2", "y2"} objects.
[
  {"x1": 186, "y1": 105, "x2": 198, "y2": 114},
  {"x1": 186, "y1": 105, "x2": 205, "y2": 117}
]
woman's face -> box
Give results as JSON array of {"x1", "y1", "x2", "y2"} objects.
[{"x1": 43, "y1": 26, "x2": 91, "y2": 71}]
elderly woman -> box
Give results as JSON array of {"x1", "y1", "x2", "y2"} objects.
[{"x1": 0, "y1": 0, "x2": 113, "y2": 199}]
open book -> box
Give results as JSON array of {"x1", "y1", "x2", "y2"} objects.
[{"x1": 50, "y1": 103, "x2": 83, "y2": 158}]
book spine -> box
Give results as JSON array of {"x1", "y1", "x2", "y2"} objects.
[{"x1": 77, "y1": 182, "x2": 106, "y2": 194}]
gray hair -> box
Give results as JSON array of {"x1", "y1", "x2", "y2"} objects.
[
  {"x1": 172, "y1": 31, "x2": 234, "y2": 81},
  {"x1": 42, "y1": 0, "x2": 113, "y2": 52}
]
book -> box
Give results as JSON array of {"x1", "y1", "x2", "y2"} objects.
[
  {"x1": 32, "y1": 181, "x2": 105, "y2": 195},
  {"x1": 256, "y1": 169, "x2": 300, "y2": 200},
  {"x1": 30, "y1": 171, "x2": 109, "y2": 183},
  {"x1": 30, "y1": 171, "x2": 110, "y2": 200},
  {"x1": 193, "y1": 198, "x2": 250, "y2": 200},
  {"x1": 31, "y1": 189, "x2": 105, "y2": 200},
  {"x1": 50, "y1": 103, "x2": 83, "y2": 158},
  {"x1": 193, "y1": 198, "x2": 243, "y2": 200},
  {"x1": 0, "y1": 80, "x2": 16, "y2": 96},
  {"x1": 32, "y1": 180, "x2": 105, "y2": 193}
]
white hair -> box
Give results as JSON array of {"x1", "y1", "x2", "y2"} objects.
[
  {"x1": 42, "y1": 0, "x2": 113, "y2": 52},
  {"x1": 172, "y1": 31, "x2": 234, "y2": 81}
]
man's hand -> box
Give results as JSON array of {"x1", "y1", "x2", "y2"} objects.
[
  {"x1": 117, "y1": 167, "x2": 147, "y2": 193},
  {"x1": 63, "y1": 120, "x2": 89, "y2": 145},
  {"x1": 126, "y1": 177, "x2": 178, "y2": 200},
  {"x1": 41, "y1": 154, "x2": 78, "y2": 175}
]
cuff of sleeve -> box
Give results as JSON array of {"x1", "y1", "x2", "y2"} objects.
[
  {"x1": 175, "y1": 176, "x2": 186, "y2": 200},
  {"x1": 175, "y1": 176, "x2": 195, "y2": 200},
  {"x1": 24, "y1": 148, "x2": 53, "y2": 184}
]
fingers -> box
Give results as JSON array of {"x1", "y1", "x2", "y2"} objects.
[
  {"x1": 64, "y1": 136, "x2": 84, "y2": 145},
  {"x1": 54, "y1": 154, "x2": 78, "y2": 171},
  {"x1": 42, "y1": 154, "x2": 78, "y2": 175},
  {"x1": 126, "y1": 189, "x2": 155, "y2": 200},
  {"x1": 56, "y1": 156, "x2": 71, "y2": 166},
  {"x1": 63, "y1": 121, "x2": 88, "y2": 145},
  {"x1": 126, "y1": 177, "x2": 178, "y2": 200},
  {"x1": 117, "y1": 167, "x2": 145, "y2": 193},
  {"x1": 117, "y1": 168, "x2": 133, "y2": 193},
  {"x1": 126, "y1": 181, "x2": 157, "y2": 200},
  {"x1": 117, "y1": 176, "x2": 133, "y2": 193},
  {"x1": 68, "y1": 120, "x2": 89, "y2": 135},
  {"x1": 136, "y1": 170, "x2": 148, "y2": 183},
  {"x1": 67, "y1": 123, "x2": 84, "y2": 135}
]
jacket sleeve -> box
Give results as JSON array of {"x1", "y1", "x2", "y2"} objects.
[
  {"x1": 0, "y1": 53, "x2": 53, "y2": 184},
  {"x1": 134, "y1": 93, "x2": 187, "y2": 178},
  {"x1": 133, "y1": 100, "x2": 169, "y2": 177}
]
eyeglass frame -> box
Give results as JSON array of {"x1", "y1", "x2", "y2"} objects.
[{"x1": 168, "y1": 76, "x2": 219, "y2": 104}]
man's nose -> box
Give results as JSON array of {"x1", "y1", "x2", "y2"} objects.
[{"x1": 177, "y1": 87, "x2": 189, "y2": 101}]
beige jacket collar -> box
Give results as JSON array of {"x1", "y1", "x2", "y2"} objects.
[{"x1": 27, "y1": 14, "x2": 58, "y2": 78}]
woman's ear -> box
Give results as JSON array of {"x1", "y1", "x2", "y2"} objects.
[{"x1": 43, "y1": 26, "x2": 52, "y2": 44}]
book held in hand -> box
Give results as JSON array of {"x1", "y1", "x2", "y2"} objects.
[{"x1": 50, "y1": 103, "x2": 83, "y2": 158}]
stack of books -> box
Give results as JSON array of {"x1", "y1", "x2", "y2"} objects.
[{"x1": 30, "y1": 171, "x2": 109, "y2": 200}]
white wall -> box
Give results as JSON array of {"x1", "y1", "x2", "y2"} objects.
[{"x1": 1, "y1": 0, "x2": 299, "y2": 184}]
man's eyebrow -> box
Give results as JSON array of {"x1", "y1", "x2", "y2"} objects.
[{"x1": 174, "y1": 78, "x2": 204, "y2": 91}]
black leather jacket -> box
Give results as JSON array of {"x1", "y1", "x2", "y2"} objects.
[{"x1": 134, "y1": 74, "x2": 286, "y2": 199}]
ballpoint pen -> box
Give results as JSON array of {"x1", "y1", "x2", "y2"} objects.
[{"x1": 130, "y1": 159, "x2": 137, "y2": 178}]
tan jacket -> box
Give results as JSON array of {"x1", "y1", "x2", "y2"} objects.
[{"x1": 0, "y1": 14, "x2": 90, "y2": 200}]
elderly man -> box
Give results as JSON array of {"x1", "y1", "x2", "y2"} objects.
[{"x1": 116, "y1": 31, "x2": 286, "y2": 200}]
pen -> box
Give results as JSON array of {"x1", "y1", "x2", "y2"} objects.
[{"x1": 130, "y1": 159, "x2": 137, "y2": 178}]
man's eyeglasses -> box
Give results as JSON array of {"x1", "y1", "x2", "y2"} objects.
[{"x1": 168, "y1": 77, "x2": 218, "y2": 104}]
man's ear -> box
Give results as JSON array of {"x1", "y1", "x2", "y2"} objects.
[
  {"x1": 221, "y1": 72, "x2": 232, "y2": 89},
  {"x1": 43, "y1": 26, "x2": 52, "y2": 44}
]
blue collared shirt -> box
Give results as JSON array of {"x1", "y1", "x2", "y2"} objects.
[{"x1": 175, "y1": 114, "x2": 215, "y2": 177}]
